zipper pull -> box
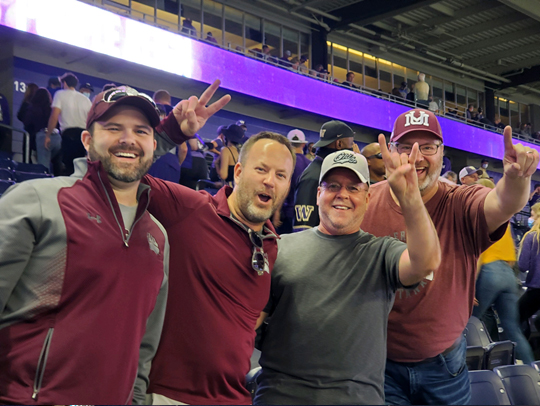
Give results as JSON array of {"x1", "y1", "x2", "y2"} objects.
[
  {"x1": 124, "y1": 232, "x2": 129, "y2": 247},
  {"x1": 32, "y1": 390, "x2": 38, "y2": 400}
]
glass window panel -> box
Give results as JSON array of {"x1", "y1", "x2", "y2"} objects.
[
  {"x1": 202, "y1": 0, "x2": 223, "y2": 45},
  {"x1": 283, "y1": 28, "x2": 298, "y2": 64},
  {"x1": 393, "y1": 63, "x2": 405, "y2": 93},
  {"x1": 364, "y1": 54, "x2": 377, "y2": 90},
  {"x1": 378, "y1": 60, "x2": 392, "y2": 93},
  {"x1": 223, "y1": 5, "x2": 243, "y2": 51},
  {"x1": 245, "y1": 12, "x2": 263, "y2": 55},
  {"x1": 332, "y1": 44, "x2": 348, "y2": 83},
  {"x1": 499, "y1": 98, "x2": 509, "y2": 126},
  {"x1": 521, "y1": 103, "x2": 530, "y2": 126},
  {"x1": 510, "y1": 101, "x2": 519, "y2": 129},
  {"x1": 456, "y1": 85, "x2": 466, "y2": 114},
  {"x1": 264, "y1": 21, "x2": 281, "y2": 59},
  {"x1": 444, "y1": 81, "x2": 457, "y2": 115},
  {"x1": 300, "y1": 32, "x2": 310, "y2": 68},
  {"x1": 348, "y1": 49, "x2": 363, "y2": 87},
  {"x1": 467, "y1": 88, "x2": 477, "y2": 111},
  {"x1": 406, "y1": 69, "x2": 417, "y2": 89},
  {"x1": 432, "y1": 77, "x2": 443, "y2": 101}
]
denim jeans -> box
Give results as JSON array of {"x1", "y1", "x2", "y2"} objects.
[
  {"x1": 36, "y1": 130, "x2": 61, "y2": 173},
  {"x1": 384, "y1": 336, "x2": 471, "y2": 405},
  {"x1": 473, "y1": 260, "x2": 534, "y2": 364}
]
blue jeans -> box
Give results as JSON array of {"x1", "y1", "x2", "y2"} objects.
[
  {"x1": 384, "y1": 336, "x2": 471, "y2": 405},
  {"x1": 36, "y1": 130, "x2": 61, "y2": 172},
  {"x1": 473, "y1": 260, "x2": 534, "y2": 364}
]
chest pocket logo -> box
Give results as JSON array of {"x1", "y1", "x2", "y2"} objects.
[
  {"x1": 295, "y1": 205, "x2": 315, "y2": 222},
  {"x1": 147, "y1": 233, "x2": 160, "y2": 255}
]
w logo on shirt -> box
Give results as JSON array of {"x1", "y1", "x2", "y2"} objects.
[{"x1": 295, "y1": 205, "x2": 315, "y2": 222}]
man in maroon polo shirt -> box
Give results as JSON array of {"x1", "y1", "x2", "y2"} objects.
[{"x1": 141, "y1": 104, "x2": 296, "y2": 404}]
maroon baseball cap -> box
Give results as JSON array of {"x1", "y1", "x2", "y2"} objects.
[
  {"x1": 390, "y1": 109, "x2": 443, "y2": 143},
  {"x1": 86, "y1": 86, "x2": 161, "y2": 129}
]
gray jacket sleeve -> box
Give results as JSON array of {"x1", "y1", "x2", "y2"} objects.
[
  {"x1": 0, "y1": 183, "x2": 40, "y2": 314},
  {"x1": 132, "y1": 226, "x2": 170, "y2": 405}
]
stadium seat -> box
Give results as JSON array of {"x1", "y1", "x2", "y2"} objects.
[
  {"x1": 532, "y1": 360, "x2": 540, "y2": 374},
  {"x1": 466, "y1": 346, "x2": 485, "y2": 371},
  {"x1": 484, "y1": 341, "x2": 515, "y2": 371},
  {"x1": 465, "y1": 316, "x2": 492, "y2": 347},
  {"x1": 495, "y1": 364, "x2": 540, "y2": 405},
  {"x1": 13, "y1": 171, "x2": 52, "y2": 182},
  {"x1": 245, "y1": 366, "x2": 261, "y2": 400},
  {"x1": 195, "y1": 179, "x2": 221, "y2": 195},
  {"x1": 14, "y1": 162, "x2": 50, "y2": 174},
  {"x1": 469, "y1": 370, "x2": 511, "y2": 405},
  {"x1": 0, "y1": 168, "x2": 13, "y2": 181},
  {"x1": 0, "y1": 159, "x2": 15, "y2": 170},
  {"x1": 0, "y1": 180, "x2": 15, "y2": 196},
  {"x1": 0, "y1": 151, "x2": 12, "y2": 160}
]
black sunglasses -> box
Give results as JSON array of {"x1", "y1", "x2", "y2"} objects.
[
  {"x1": 366, "y1": 153, "x2": 383, "y2": 159},
  {"x1": 249, "y1": 230, "x2": 269, "y2": 276}
]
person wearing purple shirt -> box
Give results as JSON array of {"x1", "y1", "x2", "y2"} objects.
[
  {"x1": 518, "y1": 202, "x2": 540, "y2": 333},
  {"x1": 273, "y1": 129, "x2": 311, "y2": 234}
]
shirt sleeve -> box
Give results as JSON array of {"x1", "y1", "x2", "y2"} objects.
[
  {"x1": 519, "y1": 233, "x2": 534, "y2": 272},
  {"x1": 0, "y1": 183, "x2": 41, "y2": 314},
  {"x1": 51, "y1": 91, "x2": 62, "y2": 110},
  {"x1": 293, "y1": 174, "x2": 319, "y2": 231},
  {"x1": 381, "y1": 237, "x2": 408, "y2": 291},
  {"x1": 132, "y1": 231, "x2": 169, "y2": 405}
]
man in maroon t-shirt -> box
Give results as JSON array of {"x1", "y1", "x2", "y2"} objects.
[{"x1": 361, "y1": 108, "x2": 539, "y2": 405}]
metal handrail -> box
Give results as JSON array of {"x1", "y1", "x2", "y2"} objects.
[{"x1": 0, "y1": 123, "x2": 30, "y2": 163}]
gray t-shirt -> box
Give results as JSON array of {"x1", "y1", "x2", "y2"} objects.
[
  {"x1": 254, "y1": 228, "x2": 407, "y2": 405},
  {"x1": 119, "y1": 204, "x2": 138, "y2": 231}
]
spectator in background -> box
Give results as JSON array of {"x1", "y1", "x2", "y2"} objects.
[
  {"x1": 216, "y1": 124, "x2": 243, "y2": 186},
  {"x1": 391, "y1": 87, "x2": 403, "y2": 99},
  {"x1": 45, "y1": 72, "x2": 92, "y2": 175},
  {"x1": 298, "y1": 56, "x2": 308, "y2": 74},
  {"x1": 343, "y1": 71, "x2": 357, "y2": 89},
  {"x1": 459, "y1": 165, "x2": 482, "y2": 185},
  {"x1": 398, "y1": 82, "x2": 408, "y2": 99},
  {"x1": 494, "y1": 115, "x2": 506, "y2": 131},
  {"x1": 361, "y1": 142, "x2": 386, "y2": 184},
  {"x1": 0, "y1": 92, "x2": 10, "y2": 150},
  {"x1": 466, "y1": 104, "x2": 476, "y2": 122},
  {"x1": 406, "y1": 84, "x2": 415, "y2": 103},
  {"x1": 473, "y1": 178, "x2": 534, "y2": 364},
  {"x1": 518, "y1": 201, "x2": 540, "y2": 338},
  {"x1": 428, "y1": 96, "x2": 439, "y2": 113},
  {"x1": 79, "y1": 82, "x2": 94, "y2": 100},
  {"x1": 205, "y1": 31, "x2": 218, "y2": 44},
  {"x1": 47, "y1": 76, "x2": 61, "y2": 99},
  {"x1": 305, "y1": 141, "x2": 315, "y2": 160},
  {"x1": 179, "y1": 137, "x2": 209, "y2": 190},
  {"x1": 440, "y1": 170, "x2": 457, "y2": 184},
  {"x1": 153, "y1": 89, "x2": 173, "y2": 115},
  {"x1": 290, "y1": 56, "x2": 300, "y2": 71},
  {"x1": 236, "y1": 119, "x2": 247, "y2": 134},
  {"x1": 181, "y1": 18, "x2": 196, "y2": 36},
  {"x1": 23, "y1": 88, "x2": 62, "y2": 174},
  {"x1": 529, "y1": 184, "x2": 540, "y2": 207},
  {"x1": 479, "y1": 159, "x2": 490, "y2": 179},
  {"x1": 16, "y1": 82, "x2": 38, "y2": 125},
  {"x1": 273, "y1": 129, "x2": 311, "y2": 234},
  {"x1": 280, "y1": 50, "x2": 292, "y2": 66},
  {"x1": 414, "y1": 73, "x2": 429, "y2": 106}
]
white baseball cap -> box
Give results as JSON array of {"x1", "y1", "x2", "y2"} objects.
[
  {"x1": 287, "y1": 129, "x2": 307, "y2": 144},
  {"x1": 319, "y1": 150, "x2": 370, "y2": 185},
  {"x1": 459, "y1": 166, "x2": 482, "y2": 181}
]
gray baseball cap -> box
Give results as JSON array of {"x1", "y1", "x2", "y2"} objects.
[{"x1": 319, "y1": 150, "x2": 370, "y2": 185}]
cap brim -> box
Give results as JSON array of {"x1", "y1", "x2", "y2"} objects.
[
  {"x1": 320, "y1": 164, "x2": 369, "y2": 185},
  {"x1": 313, "y1": 134, "x2": 359, "y2": 148},
  {"x1": 390, "y1": 128, "x2": 443, "y2": 143},
  {"x1": 87, "y1": 95, "x2": 161, "y2": 129}
]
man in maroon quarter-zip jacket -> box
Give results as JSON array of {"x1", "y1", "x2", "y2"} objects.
[{"x1": 0, "y1": 86, "x2": 175, "y2": 405}]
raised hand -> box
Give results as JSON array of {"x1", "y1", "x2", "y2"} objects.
[
  {"x1": 502, "y1": 125, "x2": 539, "y2": 179},
  {"x1": 378, "y1": 133, "x2": 420, "y2": 204},
  {"x1": 172, "y1": 79, "x2": 232, "y2": 137}
]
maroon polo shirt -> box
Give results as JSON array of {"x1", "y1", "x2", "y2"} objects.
[{"x1": 144, "y1": 179, "x2": 277, "y2": 405}]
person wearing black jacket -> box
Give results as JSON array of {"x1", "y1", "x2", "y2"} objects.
[{"x1": 292, "y1": 120, "x2": 361, "y2": 231}]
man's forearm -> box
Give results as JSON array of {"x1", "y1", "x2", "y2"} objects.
[{"x1": 495, "y1": 176, "x2": 530, "y2": 215}]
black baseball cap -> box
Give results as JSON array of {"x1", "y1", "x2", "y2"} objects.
[
  {"x1": 222, "y1": 124, "x2": 244, "y2": 143},
  {"x1": 313, "y1": 120, "x2": 358, "y2": 148}
]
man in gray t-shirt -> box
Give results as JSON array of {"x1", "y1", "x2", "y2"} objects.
[{"x1": 253, "y1": 147, "x2": 441, "y2": 405}]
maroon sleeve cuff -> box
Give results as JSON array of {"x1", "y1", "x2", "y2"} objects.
[{"x1": 155, "y1": 111, "x2": 191, "y2": 144}]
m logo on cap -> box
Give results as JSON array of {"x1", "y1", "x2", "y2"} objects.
[
  {"x1": 320, "y1": 129, "x2": 326, "y2": 138},
  {"x1": 333, "y1": 152, "x2": 357, "y2": 165},
  {"x1": 404, "y1": 110, "x2": 430, "y2": 127}
]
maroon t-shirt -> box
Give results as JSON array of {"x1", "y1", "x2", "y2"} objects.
[
  {"x1": 361, "y1": 180, "x2": 505, "y2": 362},
  {"x1": 143, "y1": 180, "x2": 277, "y2": 405}
]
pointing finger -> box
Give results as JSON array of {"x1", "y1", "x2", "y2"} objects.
[{"x1": 503, "y1": 126, "x2": 514, "y2": 154}]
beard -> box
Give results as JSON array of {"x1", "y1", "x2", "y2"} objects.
[
  {"x1": 235, "y1": 180, "x2": 286, "y2": 225},
  {"x1": 88, "y1": 141, "x2": 152, "y2": 183},
  {"x1": 418, "y1": 155, "x2": 443, "y2": 193}
]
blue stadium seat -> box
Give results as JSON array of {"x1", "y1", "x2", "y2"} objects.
[
  {"x1": 466, "y1": 346, "x2": 486, "y2": 371},
  {"x1": 0, "y1": 168, "x2": 13, "y2": 181},
  {"x1": 495, "y1": 364, "x2": 540, "y2": 405},
  {"x1": 0, "y1": 180, "x2": 15, "y2": 196},
  {"x1": 14, "y1": 162, "x2": 50, "y2": 174},
  {"x1": 0, "y1": 159, "x2": 15, "y2": 170},
  {"x1": 13, "y1": 171, "x2": 52, "y2": 182},
  {"x1": 469, "y1": 370, "x2": 511, "y2": 405},
  {"x1": 0, "y1": 151, "x2": 12, "y2": 160},
  {"x1": 465, "y1": 316, "x2": 492, "y2": 347},
  {"x1": 532, "y1": 360, "x2": 540, "y2": 374},
  {"x1": 195, "y1": 179, "x2": 220, "y2": 195},
  {"x1": 245, "y1": 366, "x2": 261, "y2": 400},
  {"x1": 484, "y1": 341, "x2": 515, "y2": 371}
]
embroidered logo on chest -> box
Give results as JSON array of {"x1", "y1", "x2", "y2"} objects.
[
  {"x1": 87, "y1": 213, "x2": 102, "y2": 223},
  {"x1": 147, "y1": 233, "x2": 160, "y2": 255}
]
